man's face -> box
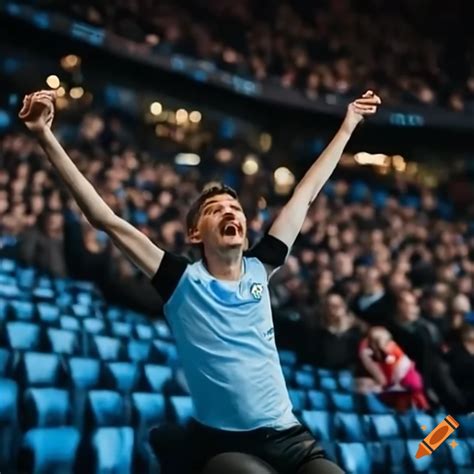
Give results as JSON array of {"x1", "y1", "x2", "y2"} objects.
[{"x1": 190, "y1": 193, "x2": 247, "y2": 252}]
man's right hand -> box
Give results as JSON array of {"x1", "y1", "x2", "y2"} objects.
[{"x1": 19, "y1": 90, "x2": 56, "y2": 133}]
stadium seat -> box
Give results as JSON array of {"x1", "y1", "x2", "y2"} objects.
[
  {"x1": 406, "y1": 439, "x2": 433, "y2": 472},
  {"x1": 85, "y1": 390, "x2": 128, "y2": 427},
  {"x1": 91, "y1": 335, "x2": 123, "y2": 361},
  {"x1": 154, "y1": 319, "x2": 172, "y2": 340},
  {"x1": 402, "y1": 413, "x2": 435, "y2": 438},
  {"x1": 0, "y1": 258, "x2": 16, "y2": 273},
  {"x1": 315, "y1": 368, "x2": 334, "y2": 377},
  {"x1": 0, "y1": 347, "x2": 11, "y2": 376},
  {"x1": 169, "y1": 396, "x2": 194, "y2": 426},
  {"x1": 288, "y1": 388, "x2": 307, "y2": 411},
  {"x1": 9, "y1": 299, "x2": 35, "y2": 320},
  {"x1": 105, "y1": 362, "x2": 140, "y2": 393},
  {"x1": 307, "y1": 390, "x2": 329, "y2": 411},
  {"x1": 335, "y1": 413, "x2": 366, "y2": 442},
  {"x1": 83, "y1": 318, "x2": 105, "y2": 335},
  {"x1": 328, "y1": 392, "x2": 356, "y2": 413},
  {"x1": 295, "y1": 369, "x2": 316, "y2": 389},
  {"x1": 89, "y1": 427, "x2": 134, "y2": 474},
  {"x1": 71, "y1": 303, "x2": 92, "y2": 318},
  {"x1": 18, "y1": 352, "x2": 62, "y2": 387},
  {"x1": 127, "y1": 340, "x2": 153, "y2": 363},
  {"x1": 384, "y1": 439, "x2": 407, "y2": 473},
  {"x1": 20, "y1": 427, "x2": 80, "y2": 474},
  {"x1": 458, "y1": 415, "x2": 474, "y2": 438},
  {"x1": 111, "y1": 321, "x2": 132, "y2": 339},
  {"x1": 106, "y1": 307, "x2": 123, "y2": 321},
  {"x1": 144, "y1": 364, "x2": 173, "y2": 393},
  {"x1": 47, "y1": 328, "x2": 79, "y2": 355},
  {"x1": 67, "y1": 357, "x2": 102, "y2": 390},
  {"x1": 278, "y1": 349, "x2": 297, "y2": 366},
  {"x1": 60, "y1": 315, "x2": 81, "y2": 332},
  {"x1": 0, "y1": 378, "x2": 18, "y2": 470},
  {"x1": 366, "y1": 442, "x2": 387, "y2": 472},
  {"x1": 0, "y1": 298, "x2": 7, "y2": 321},
  {"x1": 23, "y1": 388, "x2": 70, "y2": 428},
  {"x1": 319, "y1": 375, "x2": 339, "y2": 391},
  {"x1": 367, "y1": 414, "x2": 402, "y2": 440},
  {"x1": 37, "y1": 303, "x2": 60, "y2": 324},
  {"x1": 6, "y1": 321, "x2": 42, "y2": 350},
  {"x1": 16, "y1": 268, "x2": 36, "y2": 288},
  {"x1": 135, "y1": 323, "x2": 155, "y2": 340},
  {"x1": 281, "y1": 364, "x2": 294, "y2": 383},
  {"x1": 153, "y1": 340, "x2": 178, "y2": 365},
  {"x1": 360, "y1": 393, "x2": 392, "y2": 414},
  {"x1": 132, "y1": 392, "x2": 166, "y2": 434},
  {"x1": 32, "y1": 286, "x2": 55, "y2": 302},
  {"x1": 337, "y1": 443, "x2": 371, "y2": 474},
  {"x1": 337, "y1": 370, "x2": 354, "y2": 391},
  {"x1": 301, "y1": 410, "x2": 333, "y2": 441}
]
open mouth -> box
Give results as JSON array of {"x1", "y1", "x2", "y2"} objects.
[{"x1": 220, "y1": 222, "x2": 242, "y2": 237}]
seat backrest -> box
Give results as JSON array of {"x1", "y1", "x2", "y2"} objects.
[
  {"x1": 20, "y1": 427, "x2": 80, "y2": 474},
  {"x1": 131, "y1": 392, "x2": 166, "y2": 435},
  {"x1": 7, "y1": 321, "x2": 41, "y2": 351},
  {"x1": 278, "y1": 349, "x2": 297, "y2": 367},
  {"x1": 127, "y1": 340, "x2": 152, "y2": 363},
  {"x1": 295, "y1": 370, "x2": 316, "y2": 389},
  {"x1": 9, "y1": 300, "x2": 35, "y2": 320},
  {"x1": 144, "y1": 364, "x2": 173, "y2": 393},
  {"x1": 369, "y1": 414, "x2": 401, "y2": 440},
  {"x1": 405, "y1": 439, "x2": 433, "y2": 472},
  {"x1": 67, "y1": 357, "x2": 102, "y2": 390},
  {"x1": 0, "y1": 348, "x2": 11, "y2": 377},
  {"x1": 337, "y1": 442, "x2": 371, "y2": 474},
  {"x1": 83, "y1": 318, "x2": 105, "y2": 335},
  {"x1": 288, "y1": 389, "x2": 307, "y2": 411},
  {"x1": 47, "y1": 328, "x2": 79, "y2": 355},
  {"x1": 92, "y1": 336, "x2": 123, "y2": 361},
  {"x1": 0, "y1": 378, "x2": 18, "y2": 425},
  {"x1": 90, "y1": 427, "x2": 134, "y2": 473},
  {"x1": 154, "y1": 320, "x2": 172, "y2": 340},
  {"x1": 37, "y1": 303, "x2": 60, "y2": 324},
  {"x1": 307, "y1": 390, "x2": 328, "y2": 411},
  {"x1": 301, "y1": 410, "x2": 332, "y2": 442},
  {"x1": 105, "y1": 362, "x2": 140, "y2": 393},
  {"x1": 135, "y1": 323, "x2": 155, "y2": 340},
  {"x1": 60, "y1": 315, "x2": 81, "y2": 332},
  {"x1": 169, "y1": 396, "x2": 194, "y2": 426},
  {"x1": 20, "y1": 352, "x2": 61, "y2": 387},
  {"x1": 153, "y1": 340, "x2": 178, "y2": 365},
  {"x1": 329, "y1": 392, "x2": 356, "y2": 413},
  {"x1": 23, "y1": 388, "x2": 70, "y2": 428},
  {"x1": 86, "y1": 390, "x2": 127, "y2": 427},
  {"x1": 111, "y1": 321, "x2": 132, "y2": 339},
  {"x1": 335, "y1": 413, "x2": 366, "y2": 442}
]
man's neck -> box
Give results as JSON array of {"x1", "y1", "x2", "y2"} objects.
[{"x1": 204, "y1": 248, "x2": 243, "y2": 281}]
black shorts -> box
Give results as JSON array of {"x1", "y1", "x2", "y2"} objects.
[{"x1": 188, "y1": 419, "x2": 327, "y2": 474}]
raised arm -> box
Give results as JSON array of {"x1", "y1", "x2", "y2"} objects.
[
  {"x1": 19, "y1": 90, "x2": 164, "y2": 278},
  {"x1": 269, "y1": 90, "x2": 381, "y2": 249}
]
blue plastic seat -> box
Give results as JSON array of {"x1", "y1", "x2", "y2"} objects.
[
  {"x1": 288, "y1": 388, "x2": 307, "y2": 411},
  {"x1": 335, "y1": 413, "x2": 366, "y2": 442},
  {"x1": 16, "y1": 268, "x2": 36, "y2": 288},
  {"x1": 20, "y1": 427, "x2": 80, "y2": 474},
  {"x1": 154, "y1": 320, "x2": 172, "y2": 340},
  {"x1": 106, "y1": 307, "x2": 123, "y2": 321},
  {"x1": 83, "y1": 318, "x2": 105, "y2": 335},
  {"x1": 281, "y1": 365, "x2": 293, "y2": 384},
  {"x1": 384, "y1": 439, "x2": 407, "y2": 473},
  {"x1": 32, "y1": 287, "x2": 55, "y2": 302},
  {"x1": 301, "y1": 410, "x2": 333, "y2": 442},
  {"x1": 319, "y1": 375, "x2": 339, "y2": 391},
  {"x1": 337, "y1": 370, "x2": 354, "y2": 391},
  {"x1": 458, "y1": 415, "x2": 474, "y2": 438},
  {"x1": 127, "y1": 340, "x2": 153, "y2": 363},
  {"x1": 23, "y1": 388, "x2": 70, "y2": 428},
  {"x1": 366, "y1": 442, "x2": 387, "y2": 472},
  {"x1": 111, "y1": 321, "x2": 132, "y2": 339},
  {"x1": 170, "y1": 396, "x2": 195, "y2": 426},
  {"x1": 144, "y1": 364, "x2": 173, "y2": 393},
  {"x1": 19, "y1": 352, "x2": 61, "y2": 387},
  {"x1": 328, "y1": 392, "x2": 356, "y2": 413},
  {"x1": 0, "y1": 348, "x2": 11, "y2": 376},
  {"x1": 361, "y1": 393, "x2": 392, "y2": 414},
  {"x1": 86, "y1": 390, "x2": 127, "y2": 427},
  {"x1": 91, "y1": 336, "x2": 123, "y2": 361},
  {"x1": 67, "y1": 357, "x2": 102, "y2": 390},
  {"x1": 71, "y1": 303, "x2": 91, "y2": 319},
  {"x1": 9, "y1": 299, "x2": 35, "y2": 320},
  {"x1": 105, "y1": 362, "x2": 140, "y2": 393},
  {"x1": 135, "y1": 323, "x2": 155, "y2": 340},
  {"x1": 278, "y1": 349, "x2": 297, "y2": 366},
  {"x1": 60, "y1": 316, "x2": 81, "y2": 332},
  {"x1": 0, "y1": 258, "x2": 16, "y2": 273},
  {"x1": 47, "y1": 328, "x2": 79, "y2": 355},
  {"x1": 295, "y1": 369, "x2": 316, "y2": 389},
  {"x1": 307, "y1": 390, "x2": 329, "y2": 411},
  {"x1": 37, "y1": 303, "x2": 60, "y2": 324},
  {"x1": 89, "y1": 427, "x2": 134, "y2": 474},
  {"x1": 153, "y1": 340, "x2": 178, "y2": 365},
  {"x1": 406, "y1": 439, "x2": 433, "y2": 472},
  {"x1": 402, "y1": 413, "x2": 435, "y2": 439},
  {"x1": 0, "y1": 378, "x2": 18, "y2": 470},
  {"x1": 7, "y1": 321, "x2": 41, "y2": 350},
  {"x1": 368, "y1": 414, "x2": 401, "y2": 440},
  {"x1": 132, "y1": 392, "x2": 166, "y2": 434},
  {"x1": 337, "y1": 442, "x2": 371, "y2": 474}
]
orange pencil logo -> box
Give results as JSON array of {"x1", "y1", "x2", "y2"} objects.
[{"x1": 416, "y1": 414, "x2": 459, "y2": 459}]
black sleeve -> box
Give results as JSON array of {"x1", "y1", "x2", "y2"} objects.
[
  {"x1": 150, "y1": 252, "x2": 189, "y2": 303},
  {"x1": 245, "y1": 233, "x2": 288, "y2": 268}
]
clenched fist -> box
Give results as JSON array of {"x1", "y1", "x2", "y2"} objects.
[
  {"x1": 343, "y1": 90, "x2": 382, "y2": 133},
  {"x1": 19, "y1": 90, "x2": 57, "y2": 133}
]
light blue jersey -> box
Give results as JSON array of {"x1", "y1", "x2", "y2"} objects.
[{"x1": 163, "y1": 255, "x2": 299, "y2": 431}]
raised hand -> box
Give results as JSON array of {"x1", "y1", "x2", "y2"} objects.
[
  {"x1": 19, "y1": 90, "x2": 57, "y2": 133},
  {"x1": 343, "y1": 90, "x2": 382, "y2": 133}
]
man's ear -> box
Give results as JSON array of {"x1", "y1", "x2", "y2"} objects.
[{"x1": 187, "y1": 227, "x2": 202, "y2": 244}]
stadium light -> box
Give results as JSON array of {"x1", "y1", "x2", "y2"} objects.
[
  {"x1": 189, "y1": 111, "x2": 202, "y2": 123},
  {"x1": 56, "y1": 87, "x2": 66, "y2": 97},
  {"x1": 60, "y1": 54, "x2": 80, "y2": 70},
  {"x1": 242, "y1": 155, "x2": 259, "y2": 175},
  {"x1": 70, "y1": 87, "x2": 84, "y2": 99},
  {"x1": 176, "y1": 108, "x2": 188, "y2": 125},
  {"x1": 150, "y1": 102, "x2": 162, "y2": 116},
  {"x1": 274, "y1": 167, "x2": 295, "y2": 186},
  {"x1": 46, "y1": 75, "x2": 60, "y2": 89},
  {"x1": 175, "y1": 153, "x2": 200, "y2": 166},
  {"x1": 260, "y1": 133, "x2": 272, "y2": 152}
]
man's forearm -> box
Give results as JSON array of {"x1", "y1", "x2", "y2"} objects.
[
  {"x1": 36, "y1": 128, "x2": 116, "y2": 228},
  {"x1": 295, "y1": 121, "x2": 353, "y2": 206}
]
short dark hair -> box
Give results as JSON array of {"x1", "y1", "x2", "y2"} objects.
[{"x1": 186, "y1": 183, "x2": 238, "y2": 233}]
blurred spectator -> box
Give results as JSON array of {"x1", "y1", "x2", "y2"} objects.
[{"x1": 357, "y1": 326, "x2": 429, "y2": 411}]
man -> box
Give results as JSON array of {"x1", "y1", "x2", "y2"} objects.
[{"x1": 19, "y1": 89, "x2": 380, "y2": 473}]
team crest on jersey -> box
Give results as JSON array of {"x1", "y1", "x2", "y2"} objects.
[{"x1": 250, "y1": 283, "x2": 264, "y2": 300}]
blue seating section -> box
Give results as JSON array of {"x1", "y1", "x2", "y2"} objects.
[{"x1": 0, "y1": 258, "x2": 471, "y2": 473}]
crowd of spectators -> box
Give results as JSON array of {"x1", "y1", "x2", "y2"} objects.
[
  {"x1": 22, "y1": 0, "x2": 474, "y2": 113},
  {"x1": 1, "y1": 103, "x2": 474, "y2": 415}
]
